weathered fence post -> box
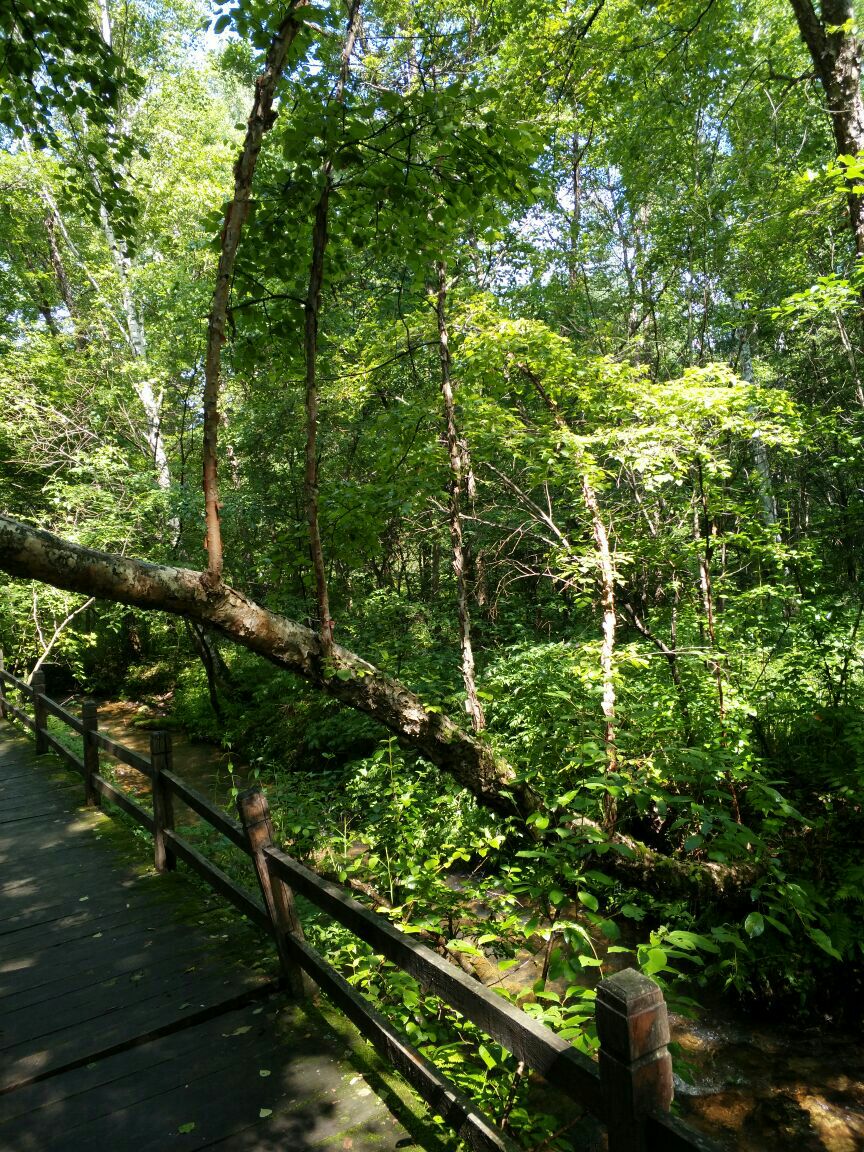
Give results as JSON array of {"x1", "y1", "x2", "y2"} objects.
[
  {"x1": 82, "y1": 700, "x2": 99, "y2": 807},
  {"x1": 150, "y1": 731, "x2": 176, "y2": 873},
  {"x1": 596, "y1": 968, "x2": 674, "y2": 1152},
  {"x1": 31, "y1": 670, "x2": 48, "y2": 754},
  {"x1": 0, "y1": 650, "x2": 7, "y2": 721},
  {"x1": 237, "y1": 785, "x2": 308, "y2": 998}
]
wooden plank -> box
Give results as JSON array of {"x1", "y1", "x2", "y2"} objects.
[
  {"x1": 1, "y1": 919, "x2": 240, "y2": 1006},
  {"x1": 0, "y1": 891, "x2": 191, "y2": 961},
  {"x1": 265, "y1": 845, "x2": 606, "y2": 1119},
  {"x1": 162, "y1": 829, "x2": 269, "y2": 931},
  {"x1": 92, "y1": 774, "x2": 155, "y2": 832},
  {"x1": 0, "y1": 997, "x2": 404, "y2": 1152},
  {"x1": 0, "y1": 879, "x2": 172, "y2": 936},
  {"x1": 1, "y1": 978, "x2": 277, "y2": 1093},
  {"x1": 40, "y1": 694, "x2": 85, "y2": 734},
  {"x1": 92, "y1": 732, "x2": 152, "y2": 777},
  {"x1": 0, "y1": 1002, "x2": 280, "y2": 1132},
  {"x1": 0, "y1": 1001, "x2": 267, "y2": 1124},
  {"x1": 162, "y1": 770, "x2": 249, "y2": 852},
  {"x1": 0, "y1": 793, "x2": 67, "y2": 819},
  {"x1": 284, "y1": 930, "x2": 516, "y2": 1152},
  {"x1": 0, "y1": 844, "x2": 139, "y2": 888},
  {"x1": 42, "y1": 729, "x2": 86, "y2": 775},
  {"x1": 1, "y1": 957, "x2": 263, "y2": 1056}
]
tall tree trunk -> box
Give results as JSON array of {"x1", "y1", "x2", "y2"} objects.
[
  {"x1": 580, "y1": 475, "x2": 619, "y2": 829},
  {"x1": 517, "y1": 364, "x2": 619, "y2": 814},
  {"x1": 435, "y1": 260, "x2": 485, "y2": 732},
  {"x1": 97, "y1": 205, "x2": 172, "y2": 492},
  {"x1": 568, "y1": 131, "x2": 582, "y2": 291},
  {"x1": 738, "y1": 328, "x2": 779, "y2": 534},
  {"x1": 789, "y1": 0, "x2": 864, "y2": 254},
  {"x1": 693, "y1": 480, "x2": 724, "y2": 721},
  {"x1": 94, "y1": 0, "x2": 170, "y2": 492},
  {"x1": 201, "y1": 2, "x2": 308, "y2": 583},
  {"x1": 42, "y1": 210, "x2": 83, "y2": 346},
  {"x1": 302, "y1": 0, "x2": 361, "y2": 658}
]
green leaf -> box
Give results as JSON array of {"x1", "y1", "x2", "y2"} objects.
[
  {"x1": 643, "y1": 947, "x2": 667, "y2": 976},
  {"x1": 620, "y1": 903, "x2": 646, "y2": 921},
  {"x1": 808, "y1": 928, "x2": 842, "y2": 960},
  {"x1": 744, "y1": 912, "x2": 764, "y2": 939}
]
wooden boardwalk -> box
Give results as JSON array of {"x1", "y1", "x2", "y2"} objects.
[{"x1": 0, "y1": 727, "x2": 421, "y2": 1151}]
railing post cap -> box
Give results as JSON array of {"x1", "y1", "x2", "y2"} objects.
[
  {"x1": 596, "y1": 969, "x2": 670, "y2": 1061},
  {"x1": 597, "y1": 968, "x2": 664, "y2": 1013},
  {"x1": 237, "y1": 783, "x2": 265, "y2": 806},
  {"x1": 237, "y1": 784, "x2": 269, "y2": 821}
]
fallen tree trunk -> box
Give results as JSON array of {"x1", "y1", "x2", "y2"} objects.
[
  {"x1": 0, "y1": 513, "x2": 757, "y2": 903},
  {"x1": 0, "y1": 513, "x2": 529, "y2": 817}
]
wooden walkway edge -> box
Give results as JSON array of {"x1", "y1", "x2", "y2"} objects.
[{"x1": 0, "y1": 727, "x2": 422, "y2": 1151}]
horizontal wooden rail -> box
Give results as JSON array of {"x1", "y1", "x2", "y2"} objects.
[
  {"x1": 3, "y1": 701, "x2": 36, "y2": 730},
  {"x1": 163, "y1": 828, "x2": 269, "y2": 930},
  {"x1": 0, "y1": 666, "x2": 32, "y2": 695},
  {"x1": 91, "y1": 730, "x2": 152, "y2": 776},
  {"x1": 92, "y1": 773, "x2": 155, "y2": 832},
  {"x1": 0, "y1": 653, "x2": 719, "y2": 1152},
  {"x1": 646, "y1": 1113, "x2": 721, "y2": 1152},
  {"x1": 40, "y1": 693, "x2": 85, "y2": 734},
  {"x1": 163, "y1": 770, "x2": 249, "y2": 852},
  {"x1": 264, "y1": 843, "x2": 607, "y2": 1117},
  {"x1": 42, "y1": 729, "x2": 85, "y2": 775}
]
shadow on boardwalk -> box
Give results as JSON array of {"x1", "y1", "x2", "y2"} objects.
[{"x1": 0, "y1": 727, "x2": 442, "y2": 1151}]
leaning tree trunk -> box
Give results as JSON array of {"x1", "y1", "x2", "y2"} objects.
[{"x1": 0, "y1": 513, "x2": 759, "y2": 903}]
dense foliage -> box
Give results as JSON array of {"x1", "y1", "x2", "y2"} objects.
[{"x1": 2, "y1": 0, "x2": 864, "y2": 1143}]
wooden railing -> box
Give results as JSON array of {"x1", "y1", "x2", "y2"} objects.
[{"x1": 0, "y1": 659, "x2": 718, "y2": 1152}]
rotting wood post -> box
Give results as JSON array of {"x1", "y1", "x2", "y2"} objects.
[
  {"x1": 237, "y1": 785, "x2": 308, "y2": 998},
  {"x1": 596, "y1": 968, "x2": 674, "y2": 1152},
  {"x1": 0, "y1": 650, "x2": 6, "y2": 720},
  {"x1": 150, "y1": 731, "x2": 176, "y2": 873},
  {"x1": 32, "y1": 670, "x2": 48, "y2": 754},
  {"x1": 82, "y1": 699, "x2": 99, "y2": 807}
]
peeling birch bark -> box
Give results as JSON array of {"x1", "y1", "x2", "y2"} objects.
[{"x1": 436, "y1": 260, "x2": 485, "y2": 732}]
